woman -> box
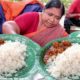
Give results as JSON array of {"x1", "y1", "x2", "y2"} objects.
[
  {"x1": 0, "y1": 0, "x2": 43, "y2": 34},
  {"x1": 2, "y1": 0, "x2": 68, "y2": 46}
]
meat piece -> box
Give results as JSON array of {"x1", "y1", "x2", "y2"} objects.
[
  {"x1": 57, "y1": 47, "x2": 64, "y2": 53},
  {"x1": 53, "y1": 42, "x2": 60, "y2": 48},
  {"x1": 0, "y1": 38, "x2": 5, "y2": 45},
  {"x1": 44, "y1": 50, "x2": 55, "y2": 63},
  {"x1": 62, "y1": 40, "x2": 71, "y2": 47}
]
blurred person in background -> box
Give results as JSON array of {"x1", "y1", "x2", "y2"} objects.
[{"x1": 64, "y1": 0, "x2": 80, "y2": 34}]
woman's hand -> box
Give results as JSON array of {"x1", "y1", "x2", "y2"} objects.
[{"x1": 2, "y1": 21, "x2": 20, "y2": 34}]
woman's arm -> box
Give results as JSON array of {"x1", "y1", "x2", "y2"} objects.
[
  {"x1": 66, "y1": 13, "x2": 80, "y2": 18},
  {"x1": 2, "y1": 21, "x2": 20, "y2": 34}
]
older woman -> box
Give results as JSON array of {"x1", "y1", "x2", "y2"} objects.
[{"x1": 2, "y1": 0, "x2": 68, "y2": 46}]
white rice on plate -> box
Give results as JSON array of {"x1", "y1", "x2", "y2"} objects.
[
  {"x1": 0, "y1": 41, "x2": 27, "y2": 77},
  {"x1": 46, "y1": 43, "x2": 80, "y2": 80}
]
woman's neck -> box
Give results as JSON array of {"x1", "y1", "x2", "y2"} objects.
[{"x1": 37, "y1": 13, "x2": 44, "y2": 30}]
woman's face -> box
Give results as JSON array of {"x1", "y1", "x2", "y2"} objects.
[{"x1": 42, "y1": 7, "x2": 61, "y2": 28}]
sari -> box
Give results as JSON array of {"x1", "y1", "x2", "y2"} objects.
[{"x1": 26, "y1": 24, "x2": 68, "y2": 46}]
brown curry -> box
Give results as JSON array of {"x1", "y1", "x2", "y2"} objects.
[{"x1": 44, "y1": 40, "x2": 72, "y2": 64}]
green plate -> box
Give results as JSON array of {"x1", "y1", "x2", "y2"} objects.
[
  {"x1": 38, "y1": 37, "x2": 80, "y2": 80},
  {"x1": 0, "y1": 34, "x2": 41, "y2": 79},
  {"x1": 69, "y1": 31, "x2": 80, "y2": 38}
]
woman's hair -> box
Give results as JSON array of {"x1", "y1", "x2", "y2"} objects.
[{"x1": 45, "y1": 0, "x2": 65, "y2": 16}]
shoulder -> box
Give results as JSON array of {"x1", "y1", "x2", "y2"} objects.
[
  {"x1": 20, "y1": 12, "x2": 39, "y2": 18},
  {"x1": 15, "y1": 12, "x2": 39, "y2": 22}
]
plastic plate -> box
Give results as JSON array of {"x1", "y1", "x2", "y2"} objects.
[
  {"x1": 0, "y1": 34, "x2": 41, "y2": 79},
  {"x1": 38, "y1": 37, "x2": 80, "y2": 80},
  {"x1": 69, "y1": 31, "x2": 80, "y2": 38}
]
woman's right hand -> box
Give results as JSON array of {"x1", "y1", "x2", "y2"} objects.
[{"x1": 2, "y1": 21, "x2": 20, "y2": 34}]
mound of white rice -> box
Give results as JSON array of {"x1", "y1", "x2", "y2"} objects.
[
  {"x1": 47, "y1": 44, "x2": 80, "y2": 80},
  {"x1": 0, "y1": 41, "x2": 27, "y2": 77}
]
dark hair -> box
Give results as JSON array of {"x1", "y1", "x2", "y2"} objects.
[
  {"x1": 61, "y1": 3, "x2": 65, "y2": 16},
  {"x1": 45, "y1": 0, "x2": 65, "y2": 16}
]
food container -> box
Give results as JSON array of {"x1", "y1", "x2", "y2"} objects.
[{"x1": 0, "y1": 34, "x2": 80, "y2": 80}]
